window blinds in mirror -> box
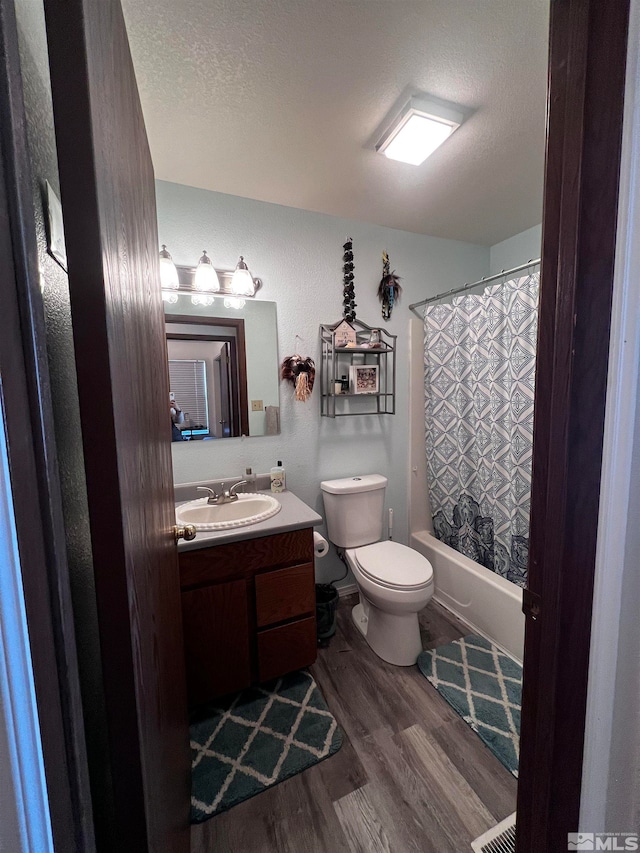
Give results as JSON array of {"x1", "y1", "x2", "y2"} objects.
[{"x1": 168, "y1": 359, "x2": 209, "y2": 432}]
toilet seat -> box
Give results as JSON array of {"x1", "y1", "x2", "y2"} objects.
[{"x1": 353, "y1": 541, "x2": 433, "y2": 590}]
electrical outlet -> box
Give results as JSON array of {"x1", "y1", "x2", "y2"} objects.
[{"x1": 251, "y1": 400, "x2": 264, "y2": 411}]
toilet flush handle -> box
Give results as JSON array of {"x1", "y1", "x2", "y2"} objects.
[{"x1": 388, "y1": 508, "x2": 394, "y2": 541}]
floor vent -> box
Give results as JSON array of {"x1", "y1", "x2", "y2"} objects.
[{"x1": 471, "y1": 813, "x2": 517, "y2": 853}]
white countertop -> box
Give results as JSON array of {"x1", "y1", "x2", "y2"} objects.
[{"x1": 176, "y1": 488, "x2": 323, "y2": 552}]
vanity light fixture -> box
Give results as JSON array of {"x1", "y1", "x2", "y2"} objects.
[
  {"x1": 163, "y1": 251, "x2": 263, "y2": 305},
  {"x1": 159, "y1": 244, "x2": 179, "y2": 303},
  {"x1": 376, "y1": 95, "x2": 465, "y2": 166},
  {"x1": 231, "y1": 256, "x2": 257, "y2": 297}
]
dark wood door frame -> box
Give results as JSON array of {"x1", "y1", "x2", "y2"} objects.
[
  {"x1": 0, "y1": 0, "x2": 95, "y2": 848},
  {"x1": 217, "y1": 342, "x2": 234, "y2": 438},
  {"x1": 517, "y1": 0, "x2": 630, "y2": 848},
  {"x1": 166, "y1": 314, "x2": 250, "y2": 436}
]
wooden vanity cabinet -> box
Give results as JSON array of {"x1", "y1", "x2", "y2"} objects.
[{"x1": 179, "y1": 527, "x2": 317, "y2": 705}]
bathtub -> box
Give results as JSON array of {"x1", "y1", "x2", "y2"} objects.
[{"x1": 411, "y1": 530, "x2": 525, "y2": 662}]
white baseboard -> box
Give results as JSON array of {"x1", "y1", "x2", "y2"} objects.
[{"x1": 337, "y1": 583, "x2": 358, "y2": 598}]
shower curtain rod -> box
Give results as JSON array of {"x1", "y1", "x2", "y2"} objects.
[{"x1": 408, "y1": 257, "x2": 541, "y2": 317}]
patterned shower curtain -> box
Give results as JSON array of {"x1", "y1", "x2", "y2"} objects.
[{"x1": 424, "y1": 273, "x2": 539, "y2": 588}]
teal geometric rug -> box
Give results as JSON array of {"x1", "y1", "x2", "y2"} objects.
[
  {"x1": 417, "y1": 634, "x2": 522, "y2": 776},
  {"x1": 190, "y1": 670, "x2": 343, "y2": 822}
]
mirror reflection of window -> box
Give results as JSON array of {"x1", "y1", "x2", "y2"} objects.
[{"x1": 168, "y1": 359, "x2": 209, "y2": 438}]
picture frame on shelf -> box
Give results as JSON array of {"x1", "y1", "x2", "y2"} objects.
[{"x1": 349, "y1": 364, "x2": 379, "y2": 394}]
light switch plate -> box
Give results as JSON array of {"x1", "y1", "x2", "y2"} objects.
[{"x1": 251, "y1": 400, "x2": 264, "y2": 411}]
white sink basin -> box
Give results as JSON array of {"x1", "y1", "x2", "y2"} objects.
[{"x1": 175, "y1": 493, "x2": 281, "y2": 531}]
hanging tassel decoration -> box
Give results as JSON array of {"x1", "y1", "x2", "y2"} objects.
[
  {"x1": 295, "y1": 371, "x2": 310, "y2": 402},
  {"x1": 280, "y1": 355, "x2": 316, "y2": 402},
  {"x1": 343, "y1": 237, "x2": 356, "y2": 322},
  {"x1": 378, "y1": 250, "x2": 402, "y2": 321}
]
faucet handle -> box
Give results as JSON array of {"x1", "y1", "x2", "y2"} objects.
[
  {"x1": 197, "y1": 486, "x2": 218, "y2": 503},
  {"x1": 229, "y1": 480, "x2": 249, "y2": 497}
]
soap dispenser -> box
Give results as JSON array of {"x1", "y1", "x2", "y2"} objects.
[
  {"x1": 270, "y1": 461, "x2": 285, "y2": 493},
  {"x1": 244, "y1": 467, "x2": 256, "y2": 491}
]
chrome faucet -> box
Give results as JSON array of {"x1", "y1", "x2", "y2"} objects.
[{"x1": 197, "y1": 480, "x2": 249, "y2": 505}]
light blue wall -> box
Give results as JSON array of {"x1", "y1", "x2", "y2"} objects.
[
  {"x1": 489, "y1": 224, "x2": 542, "y2": 275},
  {"x1": 156, "y1": 180, "x2": 488, "y2": 585}
]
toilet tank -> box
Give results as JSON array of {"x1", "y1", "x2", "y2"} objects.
[{"x1": 320, "y1": 474, "x2": 387, "y2": 548}]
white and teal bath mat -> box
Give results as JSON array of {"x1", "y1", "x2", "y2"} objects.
[
  {"x1": 189, "y1": 671, "x2": 343, "y2": 822},
  {"x1": 418, "y1": 634, "x2": 522, "y2": 776}
]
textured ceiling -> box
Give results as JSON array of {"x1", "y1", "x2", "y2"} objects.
[{"x1": 122, "y1": 0, "x2": 549, "y2": 245}]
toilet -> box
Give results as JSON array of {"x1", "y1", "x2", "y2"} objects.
[{"x1": 321, "y1": 474, "x2": 433, "y2": 666}]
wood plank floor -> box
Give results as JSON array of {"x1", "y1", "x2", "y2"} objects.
[{"x1": 191, "y1": 595, "x2": 517, "y2": 853}]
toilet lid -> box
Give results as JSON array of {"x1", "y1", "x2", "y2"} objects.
[{"x1": 354, "y1": 541, "x2": 433, "y2": 589}]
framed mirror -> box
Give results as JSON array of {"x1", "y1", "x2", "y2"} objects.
[{"x1": 165, "y1": 297, "x2": 279, "y2": 441}]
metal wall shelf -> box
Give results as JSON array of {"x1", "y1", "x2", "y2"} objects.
[{"x1": 320, "y1": 319, "x2": 397, "y2": 418}]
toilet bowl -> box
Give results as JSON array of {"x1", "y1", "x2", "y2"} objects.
[
  {"x1": 346, "y1": 540, "x2": 433, "y2": 666},
  {"x1": 320, "y1": 475, "x2": 434, "y2": 667}
]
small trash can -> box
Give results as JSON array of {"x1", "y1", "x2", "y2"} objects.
[{"x1": 315, "y1": 583, "x2": 339, "y2": 641}]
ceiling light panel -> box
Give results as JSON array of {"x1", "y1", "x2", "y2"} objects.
[{"x1": 376, "y1": 96, "x2": 465, "y2": 166}]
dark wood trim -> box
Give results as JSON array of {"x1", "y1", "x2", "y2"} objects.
[
  {"x1": 0, "y1": 0, "x2": 94, "y2": 847},
  {"x1": 167, "y1": 333, "x2": 236, "y2": 342},
  {"x1": 165, "y1": 313, "x2": 246, "y2": 330},
  {"x1": 516, "y1": 0, "x2": 630, "y2": 848},
  {"x1": 166, "y1": 314, "x2": 250, "y2": 435}
]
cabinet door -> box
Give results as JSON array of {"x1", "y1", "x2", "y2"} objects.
[{"x1": 181, "y1": 581, "x2": 251, "y2": 704}]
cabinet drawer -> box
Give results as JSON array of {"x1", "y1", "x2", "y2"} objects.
[
  {"x1": 255, "y1": 562, "x2": 315, "y2": 627},
  {"x1": 257, "y1": 616, "x2": 317, "y2": 682}
]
